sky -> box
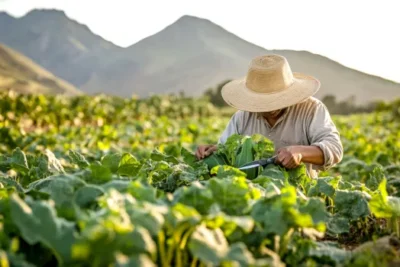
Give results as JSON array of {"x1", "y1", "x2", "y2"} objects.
[{"x1": 1, "y1": 0, "x2": 399, "y2": 83}]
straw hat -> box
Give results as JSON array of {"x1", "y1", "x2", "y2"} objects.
[{"x1": 221, "y1": 54, "x2": 320, "y2": 112}]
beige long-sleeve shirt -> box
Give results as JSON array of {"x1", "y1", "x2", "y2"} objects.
[{"x1": 218, "y1": 97, "x2": 343, "y2": 178}]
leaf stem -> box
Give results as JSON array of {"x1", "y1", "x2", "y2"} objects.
[
  {"x1": 190, "y1": 257, "x2": 198, "y2": 267},
  {"x1": 158, "y1": 230, "x2": 168, "y2": 267}
]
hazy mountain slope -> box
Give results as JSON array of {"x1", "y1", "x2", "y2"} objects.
[
  {"x1": 82, "y1": 15, "x2": 400, "y2": 103},
  {"x1": 0, "y1": 9, "x2": 122, "y2": 86},
  {"x1": 1, "y1": 9, "x2": 399, "y2": 103},
  {"x1": 0, "y1": 43, "x2": 82, "y2": 95},
  {"x1": 82, "y1": 15, "x2": 268, "y2": 97}
]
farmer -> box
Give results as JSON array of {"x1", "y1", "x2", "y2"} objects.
[{"x1": 195, "y1": 54, "x2": 343, "y2": 178}]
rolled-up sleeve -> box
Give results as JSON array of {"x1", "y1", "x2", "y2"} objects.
[
  {"x1": 218, "y1": 111, "x2": 242, "y2": 144},
  {"x1": 308, "y1": 102, "x2": 343, "y2": 171}
]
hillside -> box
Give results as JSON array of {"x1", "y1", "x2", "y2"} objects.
[
  {"x1": 0, "y1": 43, "x2": 82, "y2": 95},
  {"x1": 1, "y1": 9, "x2": 399, "y2": 104},
  {"x1": 0, "y1": 9, "x2": 122, "y2": 86},
  {"x1": 85, "y1": 15, "x2": 400, "y2": 104}
]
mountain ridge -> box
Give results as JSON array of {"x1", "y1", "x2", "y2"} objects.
[
  {"x1": 0, "y1": 42, "x2": 82, "y2": 95},
  {"x1": 0, "y1": 8, "x2": 398, "y2": 103}
]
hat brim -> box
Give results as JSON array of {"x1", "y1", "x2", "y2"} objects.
[{"x1": 221, "y1": 72, "x2": 320, "y2": 112}]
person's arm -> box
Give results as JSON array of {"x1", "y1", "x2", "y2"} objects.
[
  {"x1": 275, "y1": 102, "x2": 343, "y2": 170},
  {"x1": 306, "y1": 101, "x2": 343, "y2": 170},
  {"x1": 297, "y1": 145, "x2": 324, "y2": 165},
  {"x1": 275, "y1": 145, "x2": 324, "y2": 169}
]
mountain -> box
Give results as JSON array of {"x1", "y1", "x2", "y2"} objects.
[
  {"x1": 0, "y1": 43, "x2": 82, "y2": 95},
  {"x1": 85, "y1": 15, "x2": 400, "y2": 104},
  {"x1": 0, "y1": 9, "x2": 122, "y2": 86},
  {"x1": 1, "y1": 9, "x2": 399, "y2": 104}
]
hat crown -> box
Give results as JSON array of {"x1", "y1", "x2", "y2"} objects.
[{"x1": 245, "y1": 54, "x2": 294, "y2": 93}]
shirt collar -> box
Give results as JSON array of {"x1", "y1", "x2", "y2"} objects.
[{"x1": 255, "y1": 106, "x2": 291, "y2": 127}]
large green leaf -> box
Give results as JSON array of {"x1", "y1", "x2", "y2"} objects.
[
  {"x1": 173, "y1": 181, "x2": 214, "y2": 214},
  {"x1": 10, "y1": 148, "x2": 29, "y2": 174},
  {"x1": 188, "y1": 225, "x2": 229, "y2": 265},
  {"x1": 101, "y1": 153, "x2": 122, "y2": 173},
  {"x1": 10, "y1": 193, "x2": 78, "y2": 266},
  {"x1": 117, "y1": 153, "x2": 141, "y2": 177},
  {"x1": 90, "y1": 162, "x2": 112, "y2": 183},
  {"x1": 73, "y1": 185, "x2": 104, "y2": 208},
  {"x1": 235, "y1": 137, "x2": 256, "y2": 179},
  {"x1": 0, "y1": 177, "x2": 24, "y2": 192},
  {"x1": 299, "y1": 198, "x2": 329, "y2": 225},
  {"x1": 307, "y1": 241, "x2": 352, "y2": 265},
  {"x1": 326, "y1": 215, "x2": 350, "y2": 234},
  {"x1": 207, "y1": 177, "x2": 262, "y2": 216},
  {"x1": 68, "y1": 150, "x2": 90, "y2": 169},
  {"x1": 334, "y1": 190, "x2": 370, "y2": 220},
  {"x1": 307, "y1": 176, "x2": 341, "y2": 198},
  {"x1": 251, "y1": 186, "x2": 318, "y2": 236},
  {"x1": 44, "y1": 149, "x2": 65, "y2": 174},
  {"x1": 114, "y1": 253, "x2": 156, "y2": 267}
]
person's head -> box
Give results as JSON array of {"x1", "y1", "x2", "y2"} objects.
[{"x1": 220, "y1": 54, "x2": 320, "y2": 113}]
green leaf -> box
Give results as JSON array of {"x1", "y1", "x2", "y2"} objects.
[
  {"x1": 101, "y1": 153, "x2": 122, "y2": 173},
  {"x1": 10, "y1": 193, "x2": 77, "y2": 266},
  {"x1": 286, "y1": 164, "x2": 311, "y2": 189},
  {"x1": 117, "y1": 153, "x2": 141, "y2": 177},
  {"x1": 224, "y1": 242, "x2": 255, "y2": 266},
  {"x1": 68, "y1": 150, "x2": 90, "y2": 168},
  {"x1": 250, "y1": 134, "x2": 274, "y2": 160},
  {"x1": 150, "y1": 149, "x2": 179, "y2": 164},
  {"x1": 261, "y1": 164, "x2": 286, "y2": 181},
  {"x1": 369, "y1": 179, "x2": 393, "y2": 218},
  {"x1": 334, "y1": 190, "x2": 370, "y2": 220},
  {"x1": 101, "y1": 180, "x2": 132, "y2": 193},
  {"x1": 35, "y1": 179, "x2": 74, "y2": 207},
  {"x1": 0, "y1": 177, "x2": 24, "y2": 192},
  {"x1": 207, "y1": 177, "x2": 261, "y2": 215},
  {"x1": 365, "y1": 166, "x2": 386, "y2": 191},
  {"x1": 235, "y1": 137, "x2": 256, "y2": 179},
  {"x1": 188, "y1": 225, "x2": 229, "y2": 265},
  {"x1": 90, "y1": 162, "x2": 112, "y2": 183},
  {"x1": 210, "y1": 165, "x2": 246, "y2": 179},
  {"x1": 299, "y1": 198, "x2": 329, "y2": 224},
  {"x1": 126, "y1": 202, "x2": 166, "y2": 236},
  {"x1": 251, "y1": 186, "x2": 317, "y2": 236},
  {"x1": 326, "y1": 215, "x2": 350, "y2": 234},
  {"x1": 126, "y1": 226, "x2": 157, "y2": 257},
  {"x1": 218, "y1": 134, "x2": 243, "y2": 165},
  {"x1": 307, "y1": 176, "x2": 341, "y2": 198},
  {"x1": 114, "y1": 253, "x2": 156, "y2": 267},
  {"x1": 173, "y1": 181, "x2": 214, "y2": 214},
  {"x1": 202, "y1": 153, "x2": 228, "y2": 170},
  {"x1": 27, "y1": 174, "x2": 86, "y2": 192},
  {"x1": 180, "y1": 147, "x2": 197, "y2": 166},
  {"x1": 10, "y1": 148, "x2": 29, "y2": 174},
  {"x1": 307, "y1": 241, "x2": 351, "y2": 265},
  {"x1": 73, "y1": 185, "x2": 104, "y2": 208},
  {"x1": 44, "y1": 149, "x2": 65, "y2": 174}
]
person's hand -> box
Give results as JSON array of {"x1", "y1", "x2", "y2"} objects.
[
  {"x1": 275, "y1": 146, "x2": 303, "y2": 169},
  {"x1": 195, "y1": 144, "x2": 217, "y2": 160}
]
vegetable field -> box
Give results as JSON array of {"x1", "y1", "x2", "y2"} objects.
[{"x1": 1, "y1": 91, "x2": 400, "y2": 267}]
